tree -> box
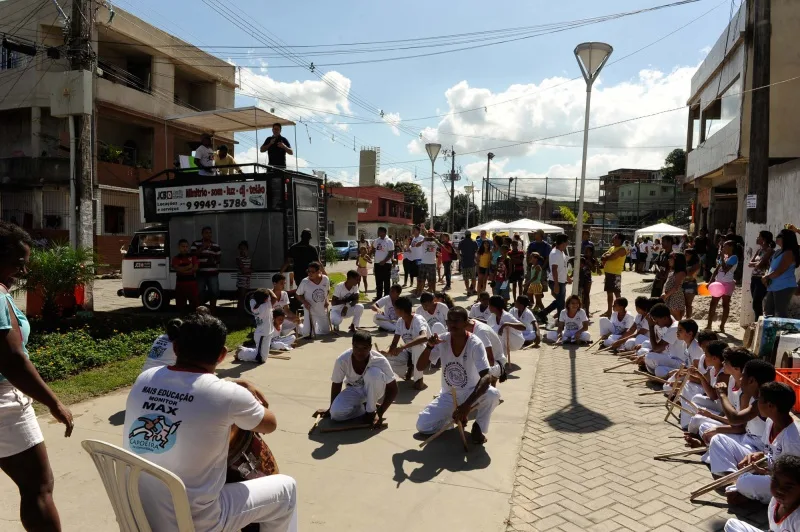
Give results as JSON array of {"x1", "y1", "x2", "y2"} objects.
[
  {"x1": 384, "y1": 181, "x2": 428, "y2": 224},
  {"x1": 661, "y1": 149, "x2": 686, "y2": 182},
  {"x1": 559, "y1": 206, "x2": 589, "y2": 226},
  {"x1": 326, "y1": 180, "x2": 345, "y2": 189},
  {"x1": 441, "y1": 193, "x2": 481, "y2": 231}
]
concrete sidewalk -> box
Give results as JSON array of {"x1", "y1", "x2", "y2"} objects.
[{"x1": 0, "y1": 285, "x2": 538, "y2": 531}]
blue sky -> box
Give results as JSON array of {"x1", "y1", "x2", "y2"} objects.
[{"x1": 118, "y1": 0, "x2": 735, "y2": 209}]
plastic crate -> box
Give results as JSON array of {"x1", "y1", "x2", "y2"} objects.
[{"x1": 775, "y1": 368, "x2": 800, "y2": 413}]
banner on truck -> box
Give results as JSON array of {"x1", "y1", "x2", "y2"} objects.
[{"x1": 154, "y1": 181, "x2": 268, "y2": 215}]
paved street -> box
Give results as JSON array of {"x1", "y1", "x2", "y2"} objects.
[{"x1": 3, "y1": 269, "x2": 771, "y2": 531}]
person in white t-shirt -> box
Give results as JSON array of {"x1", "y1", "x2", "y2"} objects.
[
  {"x1": 545, "y1": 294, "x2": 591, "y2": 344},
  {"x1": 469, "y1": 292, "x2": 493, "y2": 322},
  {"x1": 415, "y1": 229, "x2": 440, "y2": 296},
  {"x1": 372, "y1": 227, "x2": 395, "y2": 300},
  {"x1": 636, "y1": 304, "x2": 687, "y2": 378},
  {"x1": 123, "y1": 314, "x2": 297, "y2": 532},
  {"x1": 598, "y1": 297, "x2": 635, "y2": 348},
  {"x1": 235, "y1": 288, "x2": 277, "y2": 364},
  {"x1": 510, "y1": 295, "x2": 540, "y2": 346},
  {"x1": 296, "y1": 261, "x2": 331, "y2": 338},
  {"x1": 385, "y1": 296, "x2": 430, "y2": 389},
  {"x1": 142, "y1": 319, "x2": 181, "y2": 372},
  {"x1": 324, "y1": 331, "x2": 398, "y2": 425},
  {"x1": 371, "y1": 284, "x2": 402, "y2": 332},
  {"x1": 486, "y1": 295, "x2": 526, "y2": 355},
  {"x1": 416, "y1": 291, "x2": 449, "y2": 336},
  {"x1": 330, "y1": 270, "x2": 364, "y2": 333},
  {"x1": 193, "y1": 134, "x2": 217, "y2": 176},
  {"x1": 466, "y1": 318, "x2": 507, "y2": 383},
  {"x1": 415, "y1": 306, "x2": 501, "y2": 444},
  {"x1": 271, "y1": 273, "x2": 297, "y2": 334},
  {"x1": 539, "y1": 233, "x2": 569, "y2": 324}
]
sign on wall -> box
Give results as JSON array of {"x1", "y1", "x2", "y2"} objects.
[{"x1": 153, "y1": 181, "x2": 267, "y2": 215}]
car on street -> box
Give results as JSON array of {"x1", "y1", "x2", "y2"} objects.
[{"x1": 333, "y1": 240, "x2": 359, "y2": 260}]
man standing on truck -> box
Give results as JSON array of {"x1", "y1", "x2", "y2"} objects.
[
  {"x1": 283, "y1": 228, "x2": 319, "y2": 287},
  {"x1": 194, "y1": 133, "x2": 216, "y2": 176},
  {"x1": 191, "y1": 226, "x2": 221, "y2": 313},
  {"x1": 259, "y1": 123, "x2": 293, "y2": 168}
]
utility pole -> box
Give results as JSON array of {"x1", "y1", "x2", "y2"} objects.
[
  {"x1": 449, "y1": 146, "x2": 457, "y2": 233},
  {"x1": 747, "y1": 0, "x2": 771, "y2": 223},
  {"x1": 70, "y1": 0, "x2": 95, "y2": 310}
]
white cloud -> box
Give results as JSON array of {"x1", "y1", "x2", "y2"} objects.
[{"x1": 382, "y1": 112, "x2": 402, "y2": 136}]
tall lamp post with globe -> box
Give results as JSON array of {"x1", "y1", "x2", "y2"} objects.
[{"x1": 425, "y1": 143, "x2": 441, "y2": 229}]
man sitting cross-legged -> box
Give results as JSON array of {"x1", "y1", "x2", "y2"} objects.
[
  {"x1": 330, "y1": 270, "x2": 364, "y2": 333},
  {"x1": 371, "y1": 283, "x2": 402, "y2": 332},
  {"x1": 123, "y1": 313, "x2": 297, "y2": 531},
  {"x1": 415, "y1": 306, "x2": 501, "y2": 444},
  {"x1": 324, "y1": 331, "x2": 398, "y2": 426}
]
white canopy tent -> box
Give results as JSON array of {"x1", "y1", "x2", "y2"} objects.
[
  {"x1": 501, "y1": 218, "x2": 564, "y2": 234},
  {"x1": 634, "y1": 223, "x2": 687, "y2": 240},
  {"x1": 467, "y1": 220, "x2": 507, "y2": 232}
]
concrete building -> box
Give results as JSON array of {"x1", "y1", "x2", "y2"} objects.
[
  {"x1": 616, "y1": 181, "x2": 690, "y2": 226},
  {"x1": 0, "y1": 1, "x2": 236, "y2": 268},
  {"x1": 684, "y1": 0, "x2": 800, "y2": 236},
  {"x1": 330, "y1": 186, "x2": 414, "y2": 240},
  {"x1": 598, "y1": 168, "x2": 662, "y2": 205},
  {"x1": 326, "y1": 193, "x2": 371, "y2": 240}
]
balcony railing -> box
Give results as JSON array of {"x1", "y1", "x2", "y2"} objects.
[{"x1": 0, "y1": 157, "x2": 69, "y2": 184}]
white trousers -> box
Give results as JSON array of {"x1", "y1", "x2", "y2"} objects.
[
  {"x1": 220, "y1": 474, "x2": 298, "y2": 532},
  {"x1": 330, "y1": 304, "x2": 364, "y2": 329},
  {"x1": 545, "y1": 330, "x2": 591, "y2": 343},
  {"x1": 522, "y1": 330, "x2": 538, "y2": 342},
  {"x1": 300, "y1": 307, "x2": 330, "y2": 336},
  {"x1": 706, "y1": 433, "x2": 764, "y2": 475},
  {"x1": 624, "y1": 334, "x2": 650, "y2": 351},
  {"x1": 416, "y1": 386, "x2": 501, "y2": 434},
  {"x1": 373, "y1": 313, "x2": 396, "y2": 332},
  {"x1": 726, "y1": 473, "x2": 772, "y2": 504},
  {"x1": 698, "y1": 419, "x2": 726, "y2": 438},
  {"x1": 643, "y1": 351, "x2": 684, "y2": 379},
  {"x1": 677, "y1": 385, "x2": 706, "y2": 427},
  {"x1": 723, "y1": 519, "x2": 764, "y2": 532},
  {"x1": 237, "y1": 332, "x2": 274, "y2": 362},
  {"x1": 502, "y1": 331, "x2": 526, "y2": 352},
  {"x1": 330, "y1": 368, "x2": 387, "y2": 421},
  {"x1": 430, "y1": 322, "x2": 447, "y2": 336},
  {"x1": 271, "y1": 334, "x2": 295, "y2": 351},
  {"x1": 388, "y1": 345, "x2": 425, "y2": 382}
]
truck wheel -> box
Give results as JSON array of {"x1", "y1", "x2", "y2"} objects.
[{"x1": 141, "y1": 284, "x2": 165, "y2": 312}]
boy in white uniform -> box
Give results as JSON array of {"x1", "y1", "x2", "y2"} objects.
[
  {"x1": 612, "y1": 296, "x2": 656, "y2": 351},
  {"x1": 487, "y1": 295, "x2": 526, "y2": 353},
  {"x1": 724, "y1": 455, "x2": 800, "y2": 532},
  {"x1": 598, "y1": 297, "x2": 635, "y2": 348},
  {"x1": 271, "y1": 273, "x2": 297, "y2": 334},
  {"x1": 325, "y1": 331, "x2": 399, "y2": 425},
  {"x1": 725, "y1": 382, "x2": 800, "y2": 506},
  {"x1": 416, "y1": 292, "x2": 449, "y2": 336},
  {"x1": 296, "y1": 262, "x2": 331, "y2": 338},
  {"x1": 510, "y1": 295, "x2": 540, "y2": 346},
  {"x1": 371, "y1": 284, "x2": 402, "y2": 332},
  {"x1": 688, "y1": 345, "x2": 749, "y2": 440},
  {"x1": 123, "y1": 314, "x2": 297, "y2": 532},
  {"x1": 415, "y1": 306, "x2": 501, "y2": 444},
  {"x1": 466, "y1": 318, "x2": 507, "y2": 383},
  {"x1": 330, "y1": 270, "x2": 364, "y2": 333},
  {"x1": 385, "y1": 296, "x2": 430, "y2": 390},
  {"x1": 270, "y1": 310, "x2": 296, "y2": 351},
  {"x1": 142, "y1": 318, "x2": 181, "y2": 372},
  {"x1": 469, "y1": 292, "x2": 493, "y2": 322},
  {"x1": 235, "y1": 289, "x2": 277, "y2": 364},
  {"x1": 545, "y1": 295, "x2": 591, "y2": 344},
  {"x1": 637, "y1": 303, "x2": 687, "y2": 378}
]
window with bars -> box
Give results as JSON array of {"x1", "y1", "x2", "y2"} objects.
[
  {"x1": 328, "y1": 220, "x2": 335, "y2": 236},
  {"x1": 347, "y1": 222, "x2": 356, "y2": 236},
  {"x1": 1, "y1": 48, "x2": 20, "y2": 71}
]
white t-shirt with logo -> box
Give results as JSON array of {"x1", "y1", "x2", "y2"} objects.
[
  {"x1": 762, "y1": 418, "x2": 800, "y2": 467},
  {"x1": 656, "y1": 320, "x2": 687, "y2": 363},
  {"x1": 123, "y1": 367, "x2": 264, "y2": 531},
  {"x1": 558, "y1": 308, "x2": 588, "y2": 334},
  {"x1": 332, "y1": 281, "x2": 359, "y2": 314},
  {"x1": 548, "y1": 248, "x2": 567, "y2": 283},
  {"x1": 394, "y1": 314, "x2": 429, "y2": 348},
  {"x1": 488, "y1": 310, "x2": 525, "y2": 345},
  {"x1": 510, "y1": 307, "x2": 537, "y2": 333},
  {"x1": 142, "y1": 334, "x2": 176, "y2": 372},
  {"x1": 331, "y1": 349, "x2": 396, "y2": 387},
  {"x1": 429, "y1": 333, "x2": 491, "y2": 401},
  {"x1": 471, "y1": 321, "x2": 503, "y2": 363},
  {"x1": 420, "y1": 239, "x2": 439, "y2": 265},
  {"x1": 410, "y1": 235, "x2": 425, "y2": 262},
  {"x1": 375, "y1": 295, "x2": 398, "y2": 322},
  {"x1": 610, "y1": 311, "x2": 635, "y2": 336},
  {"x1": 297, "y1": 275, "x2": 330, "y2": 314},
  {"x1": 373, "y1": 236, "x2": 395, "y2": 264},
  {"x1": 469, "y1": 303, "x2": 492, "y2": 322},
  {"x1": 415, "y1": 302, "x2": 449, "y2": 330},
  {"x1": 250, "y1": 298, "x2": 274, "y2": 337},
  {"x1": 194, "y1": 145, "x2": 216, "y2": 176},
  {"x1": 275, "y1": 290, "x2": 290, "y2": 311}
]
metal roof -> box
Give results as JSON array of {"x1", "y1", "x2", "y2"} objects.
[{"x1": 165, "y1": 106, "x2": 295, "y2": 134}]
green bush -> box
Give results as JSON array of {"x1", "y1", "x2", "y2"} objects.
[
  {"x1": 21, "y1": 245, "x2": 98, "y2": 319},
  {"x1": 27, "y1": 327, "x2": 160, "y2": 381}
]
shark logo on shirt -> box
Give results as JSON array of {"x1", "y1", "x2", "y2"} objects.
[{"x1": 128, "y1": 414, "x2": 182, "y2": 454}]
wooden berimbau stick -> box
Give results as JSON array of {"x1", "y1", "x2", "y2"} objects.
[
  {"x1": 634, "y1": 370, "x2": 668, "y2": 383},
  {"x1": 505, "y1": 329, "x2": 511, "y2": 364},
  {"x1": 653, "y1": 448, "x2": 707, "y2": 460},
  {"x1": 450, "y1": 387, "x2": 469, "y2": 452},
  {"x1": 319, "y1": 421, "x2": 388, "y2": 433},
  {"x1": 268, "y1": 354, "x2": 291, "y2": 360},
  {"x1": 309, "y1": 409, "x2": 326, "y2": 435},
  {"x1": 587, "y1": 338, "x2": 604, "y2": 351},
  {"x1": 689, "y1": 457, "x2": 768, "y2": 500},
  {"x1": 603, "y1": 360, "x2": 637, "y2": 373},
  {"x1": 665, "y1": 399, "x2": 696, "y2": 418},
  {"x1": 419, "y1": 400, "x2": 477, "y2": 449},
  {"x1": 664, "y1": 366, "x2": 688, "y2": 422}
]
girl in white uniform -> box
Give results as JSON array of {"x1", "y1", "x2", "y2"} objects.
[
  {"x1": 636, "y1": 303, "x2": 687, "y2": 378},
  {"x1": 236, "y1": 289, "x2": 277, "y2": 363},
  {"x1": 269, "y1": 310, "x2": 296, "y2": 351},
  {"x1": 510, "y1": 295, "x2": 540, "y2": 345},
  {"x1": 598, "y1": 297, "x2": 635, "y2": 348},
  {"x1": 416, "y1": 292, "x2": 449, "y2": 336},
  {"x1": 330, "y1": 271, "x2": 364, "y2": 332},
  {"x1": 690, "y1": 346, "x2": 749, "y2": 438},
  {"x1": 296, "y1": 263, "x2": 331, "y2": 337},
  {"x1": 487, "y1": 295, "x2": 526, "y2": 352},
  {"x1": 386, "y1": 296, "x2": 430, "y2": 389},
  {"x1": 371, "y1": 285, "x2": 401, "y2": 332},
  {"x1": 271, "y1": 273, "x2": 296, "y2": 334},
  {"x1": 546, "y1": 295, "x2": 591, "y2": 344},
  {"x1": 616, "y1": 296, "x2": 657, "y2": 351},
  {"x1": 141, "y1": 318, "x2": 181, "y2": 372},
  {"x1": 724, "y1": 455, "x2": 800, "y2": 532},
  {"x1": 0, "y1": 222, "x2": 73, "y2": 528}
]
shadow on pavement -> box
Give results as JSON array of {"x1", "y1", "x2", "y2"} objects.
[
  {"x1": 544, "y1": 345, "x2": 613, "y2": 434},
  {"x1": 108, "y1": 410, "x2": 125, "y2": 426},
  {"x1": 391, "y1": 434, "x2": 491, "y2": 486},
  {"x1": 308, "y1": 423, "x2": 388, "y2": 460}
]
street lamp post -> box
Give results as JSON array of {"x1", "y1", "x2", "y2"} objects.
[
  {"x1": 484, "y1": 152, "x2": 494, "y2": 223},
  {"x1": 464, "y1": 184, "x2": 474, "y2": 230},
  {"x1": 572, "y1": 42, "x2": 612, "y2": 297},
  {"x1": 507, "y1": 177, "x2": 515, "y2": 221},
  {"x1": 425, "y1": 143, "x2": 441, "y2": 229}
]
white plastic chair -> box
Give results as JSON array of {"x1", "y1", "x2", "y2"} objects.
[{"x1": 81, "y1": 439, "x2": 195, "y2": 532}]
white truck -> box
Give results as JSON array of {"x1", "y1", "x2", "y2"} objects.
[{"x1": 118, "y1": 165, "x2": 326, "y2": 312}]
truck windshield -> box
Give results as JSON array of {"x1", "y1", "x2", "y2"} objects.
[{"x1": 127, "y1": 233, "x2": 167, "y2": 257}]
